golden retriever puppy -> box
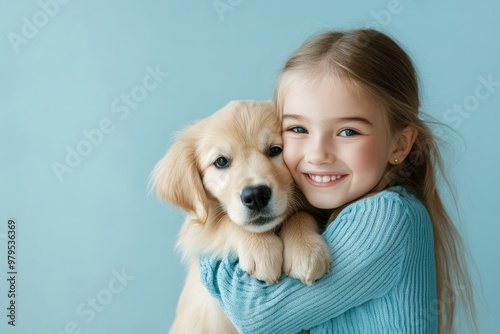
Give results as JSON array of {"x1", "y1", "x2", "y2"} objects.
[{"x1": 153, "y1": 100, "x2": 330, "y2": 334}]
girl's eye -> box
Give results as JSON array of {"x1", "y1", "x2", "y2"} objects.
[
  {"x1": 214, "y1": 157, "x2": 230, "y2": 168},
  {"x1": 290, "y1": 126, "x2": 307, "y2": 134},
  {"x1": 339, "y1": 129, "x2": 358, "y2": 137},
  {"x1": 268, "y1": 146, "x2": 283, "y2": 157}
]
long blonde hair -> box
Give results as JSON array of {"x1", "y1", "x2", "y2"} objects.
[{"x1": 274, "y1": 29, "x2": 477, "y2": 333}]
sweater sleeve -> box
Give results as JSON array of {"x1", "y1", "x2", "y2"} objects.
[{"x1": 199, "y1": 191, "x2": 412, "y2": 334}]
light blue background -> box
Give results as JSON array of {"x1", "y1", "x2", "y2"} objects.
[{"x1": 0, "y1": 0, "x2": 498, "y2": 333}]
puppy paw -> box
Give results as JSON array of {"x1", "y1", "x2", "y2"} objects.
[
  {"x1": 238, "y1": 233, "x2": 283, "y2": 284},
  {"x1": 283, "y1": 232, "x2": 331, "y2": 285}
]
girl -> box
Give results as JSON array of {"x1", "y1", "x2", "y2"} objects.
[{"x1": 199, "y1": 29, "x2": 477, "y2": 334}]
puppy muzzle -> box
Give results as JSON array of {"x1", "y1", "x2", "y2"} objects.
[{"x1": 240, "y1": 185, "x2": 272, "y2": 211}]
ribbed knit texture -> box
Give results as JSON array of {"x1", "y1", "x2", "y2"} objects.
[{"x1": 200, "y1": 186, "x2": 437, "y2": 333}]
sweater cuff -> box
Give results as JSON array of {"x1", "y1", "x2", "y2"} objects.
[
  {"x1": 199, "y1": 254, "x2": 239, "y2": 298},
  {"x1": 199, "y1": 255, "x2": 220, "y2": 297}
]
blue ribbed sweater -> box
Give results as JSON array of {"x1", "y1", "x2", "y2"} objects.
[{"x1": 200, "y1": 186, "x2": 438, "y2": 333}]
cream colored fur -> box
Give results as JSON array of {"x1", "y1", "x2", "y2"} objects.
[{"x1": 153, "y1": 100, "x2": 330, "y2": 334}]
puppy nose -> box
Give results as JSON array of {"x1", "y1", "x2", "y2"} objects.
[{"x1": 241, "y1": 185, "x2": 272, "y2": 211}]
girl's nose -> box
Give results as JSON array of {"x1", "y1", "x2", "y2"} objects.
[{"x1": 304, "y1": 137, "x2": 335, "y2": 165}]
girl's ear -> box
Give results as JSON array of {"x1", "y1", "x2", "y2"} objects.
[
  {"x1": 152, "y1": 128, "x2": 208, "y2": 224},
  {"x1": 389, "y1": 125, "x2": 418, "y2": 165}
]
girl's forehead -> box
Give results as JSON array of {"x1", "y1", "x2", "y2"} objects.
[
  {"x1": 277, "y1": 71, "x2": 388, "y2": 122},
  {"x1": 282, "y1": 72, "x2": 370, "y2": 101},
  {"x1": 280, "y1": 72, "x2": 392, "y2": 130},
  {"x1": 284, "y1": 74, "x2": 380, "y2": 109}
]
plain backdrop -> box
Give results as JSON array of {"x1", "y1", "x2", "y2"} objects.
[{"x1": 1, "y1": 0, "x2": 499, "y2": 333}]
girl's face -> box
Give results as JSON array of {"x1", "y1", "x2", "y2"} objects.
[{"x1": 282, "y1": 78, "x2": 397, "y2": 209}]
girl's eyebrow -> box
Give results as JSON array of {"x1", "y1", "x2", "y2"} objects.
[
  {"x1": 336, "y1": 116, "x2": 373, "y2": 126},
  {"x1": 282, "y1": 114, "x2": 304, "y2": 121},
  {"x1": 282, "y1": 114, "x2": 373, "y2": 126}
]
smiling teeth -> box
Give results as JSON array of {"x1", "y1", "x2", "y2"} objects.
[{"x1": 310, "y1": 175, "x2": 342, "y2": 183}]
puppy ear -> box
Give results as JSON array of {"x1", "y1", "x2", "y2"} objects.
[{"x1": 153, "y1": 128, "x2": 208, "y2": 223}]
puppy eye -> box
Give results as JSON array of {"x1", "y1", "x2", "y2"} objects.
[
  {"x1": 268, "y1": 146, "x2": 283, "y2": 157},
  {"x1": 214, "y1": 157, "x2": 230, "y2": 169}
]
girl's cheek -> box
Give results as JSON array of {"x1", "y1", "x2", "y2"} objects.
[
  {"x1": 282, "y1": 140, "x2": 297, "y2": 170},
  {"x1": 351, "y1": 140, "x2": 385, "y2": 168},
  {"x1": 283, "y1": 149, "x2": 294, "y2": 170}
]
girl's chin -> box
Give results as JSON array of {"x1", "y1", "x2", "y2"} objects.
[
  {"x1": 302, "y1": 187, "x2": 358, "y2": 209},
  {"x1": 305, "y1": 196, "x2": 345, "y2": 210}
]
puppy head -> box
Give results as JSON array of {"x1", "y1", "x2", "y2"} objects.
[{"x1": 153, "y1": 100, "x2": 294, "y2": 232}]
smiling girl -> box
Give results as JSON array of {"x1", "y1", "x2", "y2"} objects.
[{"x1": 200, "y1": 29, "x2": 477, "y2": 334}]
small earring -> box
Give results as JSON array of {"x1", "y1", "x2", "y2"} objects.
[{"x1": 394, "y1": 158, "x2": 399, "y2": 164}]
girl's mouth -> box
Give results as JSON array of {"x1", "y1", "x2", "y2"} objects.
[{"x1": 306, "y1": 173, "x2": 347, "y2": 185}]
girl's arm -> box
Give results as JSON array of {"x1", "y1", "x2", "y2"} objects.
[{"x1": 200, "y1": 191, "x2": 414, "y2": 333}]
